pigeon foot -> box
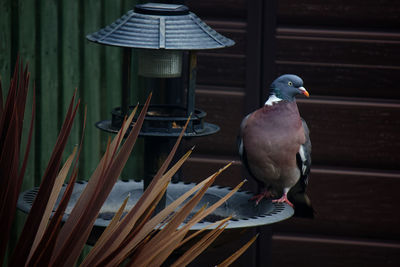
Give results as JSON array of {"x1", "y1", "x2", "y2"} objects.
[
  {"x1": 272, "y1": 193, "x2": 294, "y2": 207},
  {"x1": 250, "y1": 190, "x2": 272, "y2": 205}
]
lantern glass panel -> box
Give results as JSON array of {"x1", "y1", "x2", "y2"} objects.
[{"x1": 138, "y1": 49, "x2": 182, "y2": 78}]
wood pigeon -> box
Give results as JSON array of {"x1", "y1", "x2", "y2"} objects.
[{"x1": 238, "y1": 74, "x2": 314, "y2": 217}]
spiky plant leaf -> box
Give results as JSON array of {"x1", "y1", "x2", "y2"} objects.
[
  {"x1": 9, "y1": 89, "x2": 80, "y2": 266},
  {"x1": 0, "y1": 58, "x2": 34, "y2": 264},
  {"x1": 170, "y1": 219, "x2": 230, "y2": 267},
  {"x1": 29, "y1": 146, "x2": 78, "y2": 257},
  {"x1": 217, "y1": 234, "x2": 259, "y2": 267},
  {"x1": 50, "y1": 95, "x2": 152, "y2": 267}
]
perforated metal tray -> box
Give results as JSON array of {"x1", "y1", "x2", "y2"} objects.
[{"x1": 18, "y1": 180, "x2": 293, "y2": 231}]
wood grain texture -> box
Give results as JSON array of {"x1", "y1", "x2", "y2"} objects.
[
  {"x1": 81, "y1": 0, "x2": 103, "y2": 179},
  {"x1": 202, "y1": 21, "x2": 247, "y2": 55},
  {"x1": 186, "y1": 0, "x2": 246, "y2": 20},
  {"x1": 245, "y1": 0, "x2": 263, "y2": 113},
  {"x1": 186, "y1": 88, "x2": 244, "y2": 156},
  {"x1": 197, "y1": 54, "x2": 246, "y2": 87},
  {"x1": 276, "y1": 62, "x2": 400, "y2": 99},
  {"x1": 0, "y1": 0, "x2": 11, "y2": 89},
  {"x1": 191, "y1": 89, "x2": 400, "y2": 170},
  {"x1": 61, "y1": 0, "x2": 82, "y2": 165},
  {"x1": 183, "y1": 155, "x2": 400, "y2": 241},
  {"x1": 275, "y1": 28, "x2": 400, "y2": 100},
  {"x1": 276, "y1": 31, "x2": 400, "y2": 67},
  {"x1": 37, "y1": 0, "x2": 60, "y2": 176},
  {"x1": 297, "y1": 98, "x2": 400, "y2": 170},
  {"x1": 277, "y1": 0, "x2": 400, "y2": 29},
  {"x1": 271, "y1": 233, "x2": 400, "y2": 267},
  {"x1": 274, "y1": 167, "x2": 400, "y2": 240},
  {"x1": 18, "y1": 0, "x2": 37, "y2": 189}
]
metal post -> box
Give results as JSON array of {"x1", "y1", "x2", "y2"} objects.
[
  {"x1": 122, "y1": 48, "x2": 132, "y2": 115},
  {"x1": 187, "y1": 51, "x2": 197, "y2": 131}
]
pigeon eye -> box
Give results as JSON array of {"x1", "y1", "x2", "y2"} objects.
[{"x1": 288, "y1": 81, "x2": 293, "y2": 86}]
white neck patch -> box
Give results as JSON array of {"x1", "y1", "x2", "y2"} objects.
[{"x1": 264, "y1": 95, "x2": 282, "y2": 106}]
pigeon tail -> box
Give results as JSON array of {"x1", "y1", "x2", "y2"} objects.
[{"x1": 288, "y1": 192, "x2": 314, "y2": 218}]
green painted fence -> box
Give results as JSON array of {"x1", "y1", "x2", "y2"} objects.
[{"x1": 1, "y1": 0, "x2": 144, "y2": 262}]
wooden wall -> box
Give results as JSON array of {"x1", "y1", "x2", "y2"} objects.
[
  {"x1": 2, "y1": 0, "x2": 400, "y2": 265},
  {"x1": 0, "y1": 0, "x2": 142, "y2": 262},
  {"x1": 183, "y1": 0, "x2": 400, "y2": 266}
]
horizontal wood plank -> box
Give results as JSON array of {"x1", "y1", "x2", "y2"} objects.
[
  {"x1": 183, "y1": 156, "x2": 400, "y2": 239},
  {"x1": 192, "y1": 89, "x2": 400, "y2": 170},
  {"x1": 277, "y1": 0, "x2": 400, "y2": 29},
  {"x1": 297, "y1": 98, "x2": 400, "y2": 170},
  {"x1": 183, "y1": 156, "x2": 400, "y2": 240},
  {"x1": 273, "y1": 166, "x2": 400, "y2": 240},
  {"x1": 186, "y1": 0, "x2": 246, "y2": 20},
  {"x1": 197, "y1": 53, "x2": 246, "y2": 87},
  {"x1": 271, "y1": 234, "x2": 400, "y2": 267},
  {"x1": 181, "y1": 155, "x2": 258, "y2": 192},
  {"x1": 276, "y1": 30, "x2": 400, "y2": 67},
  {"x1": 276, "y1": 62, "x2": 400, "y2": 99},
  {"x1": 203, "y1": 21, "x2": 247, "y2": 55},
  {"x1": 188, "y1": 88, "x2": 245, "y2": 156}
]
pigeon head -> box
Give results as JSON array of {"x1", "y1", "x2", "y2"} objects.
[{"x1": 269, "y1": 74, "x2": 309, "y2": 101}]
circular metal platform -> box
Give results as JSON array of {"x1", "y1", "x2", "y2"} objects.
[
  {"x1": 96, "y1": 105, "x2": 220, "y2": 138},
  {"x1": 18, "y1": 180, "x2": 293, "y2": 231},
  {"x1": 96, "y1": 120, "x2": 219, "y2": 138}
]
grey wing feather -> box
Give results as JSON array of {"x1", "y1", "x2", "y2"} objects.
[
  {"x1": 289, "y1": 118, "x2": 314, "y2": 217},
  {"x1": 300, "y1": 118, "x2": 312, "y2": 179}
]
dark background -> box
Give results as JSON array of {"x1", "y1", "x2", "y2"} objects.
[
  {"x1": 181, "y1": 0, "x2": 400, "y2": 266},
  {"x1": 1, "y1": 0, "x2": 399, "y2": 266}
]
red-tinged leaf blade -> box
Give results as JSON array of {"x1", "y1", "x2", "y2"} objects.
[
  {"x1": 90, "y1": 116, "x2": 191, "y2": 266},
  {"x1": 0, "y1": 76, "x2": 3, "y2": 114},
  {"x1": 178, "y1": 216, "x2": 232, "y2": 248},
  {"x1": 50, "y1": 94, "x2": 151, "y2": 267},
  {"x1": 129, "y1": 164, "x2": 233, "y2": 267},
  {"x1": 0, "y1": 109, "x2": 21, "y2": 264},
  {"x1": 0, "y1": 57, "x2": 19, "y2": 143},
  {"x1": 86, "y1": 148, "x2": 193, "y2": 267},
  {"x1": 16, "y1": 85, "x2": 35, "y2": 195},
  {"x1": 28, "y1": 146, "x2": 77, "y2": 260},
  {"x1": 29, "y1": 104, "x2": 86, "y2": 266},
  {"x1": 10, "y1": 92, "x2": 80, "y2": 266},
  {"x1": 27, "y1": 169, "x2": 79, "y2": 267},
  {"x1": 217, "y1": 234, "x2": 259, "y2": 267},
  {"x1": 170, "y1": 221, "x2": 229, "y2": 267},
  {"x1": 0, "y1": 59, "x2": 33, "y2": 264},
  {"x1": 96, "y1": 162, "x2": 219, "y2": 267},
  {"x1": 51, "y1": 103, "x2": 138, "y2": 254}
]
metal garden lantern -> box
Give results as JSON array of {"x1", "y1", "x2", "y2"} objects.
[{"x1": 87, "y1": 2, "x2": 234, "y2": 193}]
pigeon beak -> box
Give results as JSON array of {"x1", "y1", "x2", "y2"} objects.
[{"x1": 299, "y1": 86, "x2": 310, "y2": 97}]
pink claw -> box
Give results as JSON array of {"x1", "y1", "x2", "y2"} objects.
[
  {"x1": 272, "y1": 193, "x2": 294, "y2": 207},
  {"x1": 250, "y1": 190, "x2": 272, "y2": 205}
]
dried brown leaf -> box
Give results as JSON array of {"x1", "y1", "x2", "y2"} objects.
[
  {"x1": 10, "y1": 89, "x2": 80, "y2": 266},
  {"x1": 130, "y1": 165, "x2": 236, "y2": 266},
  {"x1": 28, "y1": 146, "x2": 77, "y2": 259},
  {"x1": 171, "y1": 220, "x2": 230, "y2": 267},
  {"x1": 51, "y1": 95, "x2": 151, "y2": 266},
  {"x1": 217, "y1": 234, "x2": 259, "y2": 267},
  {"x1": 88, "y1": 148, "x2": 193, "y2": 266}
]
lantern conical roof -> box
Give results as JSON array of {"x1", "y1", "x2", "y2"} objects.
[{"x1": 87, "y1": 3, "x2": 235, "y2": 50}]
